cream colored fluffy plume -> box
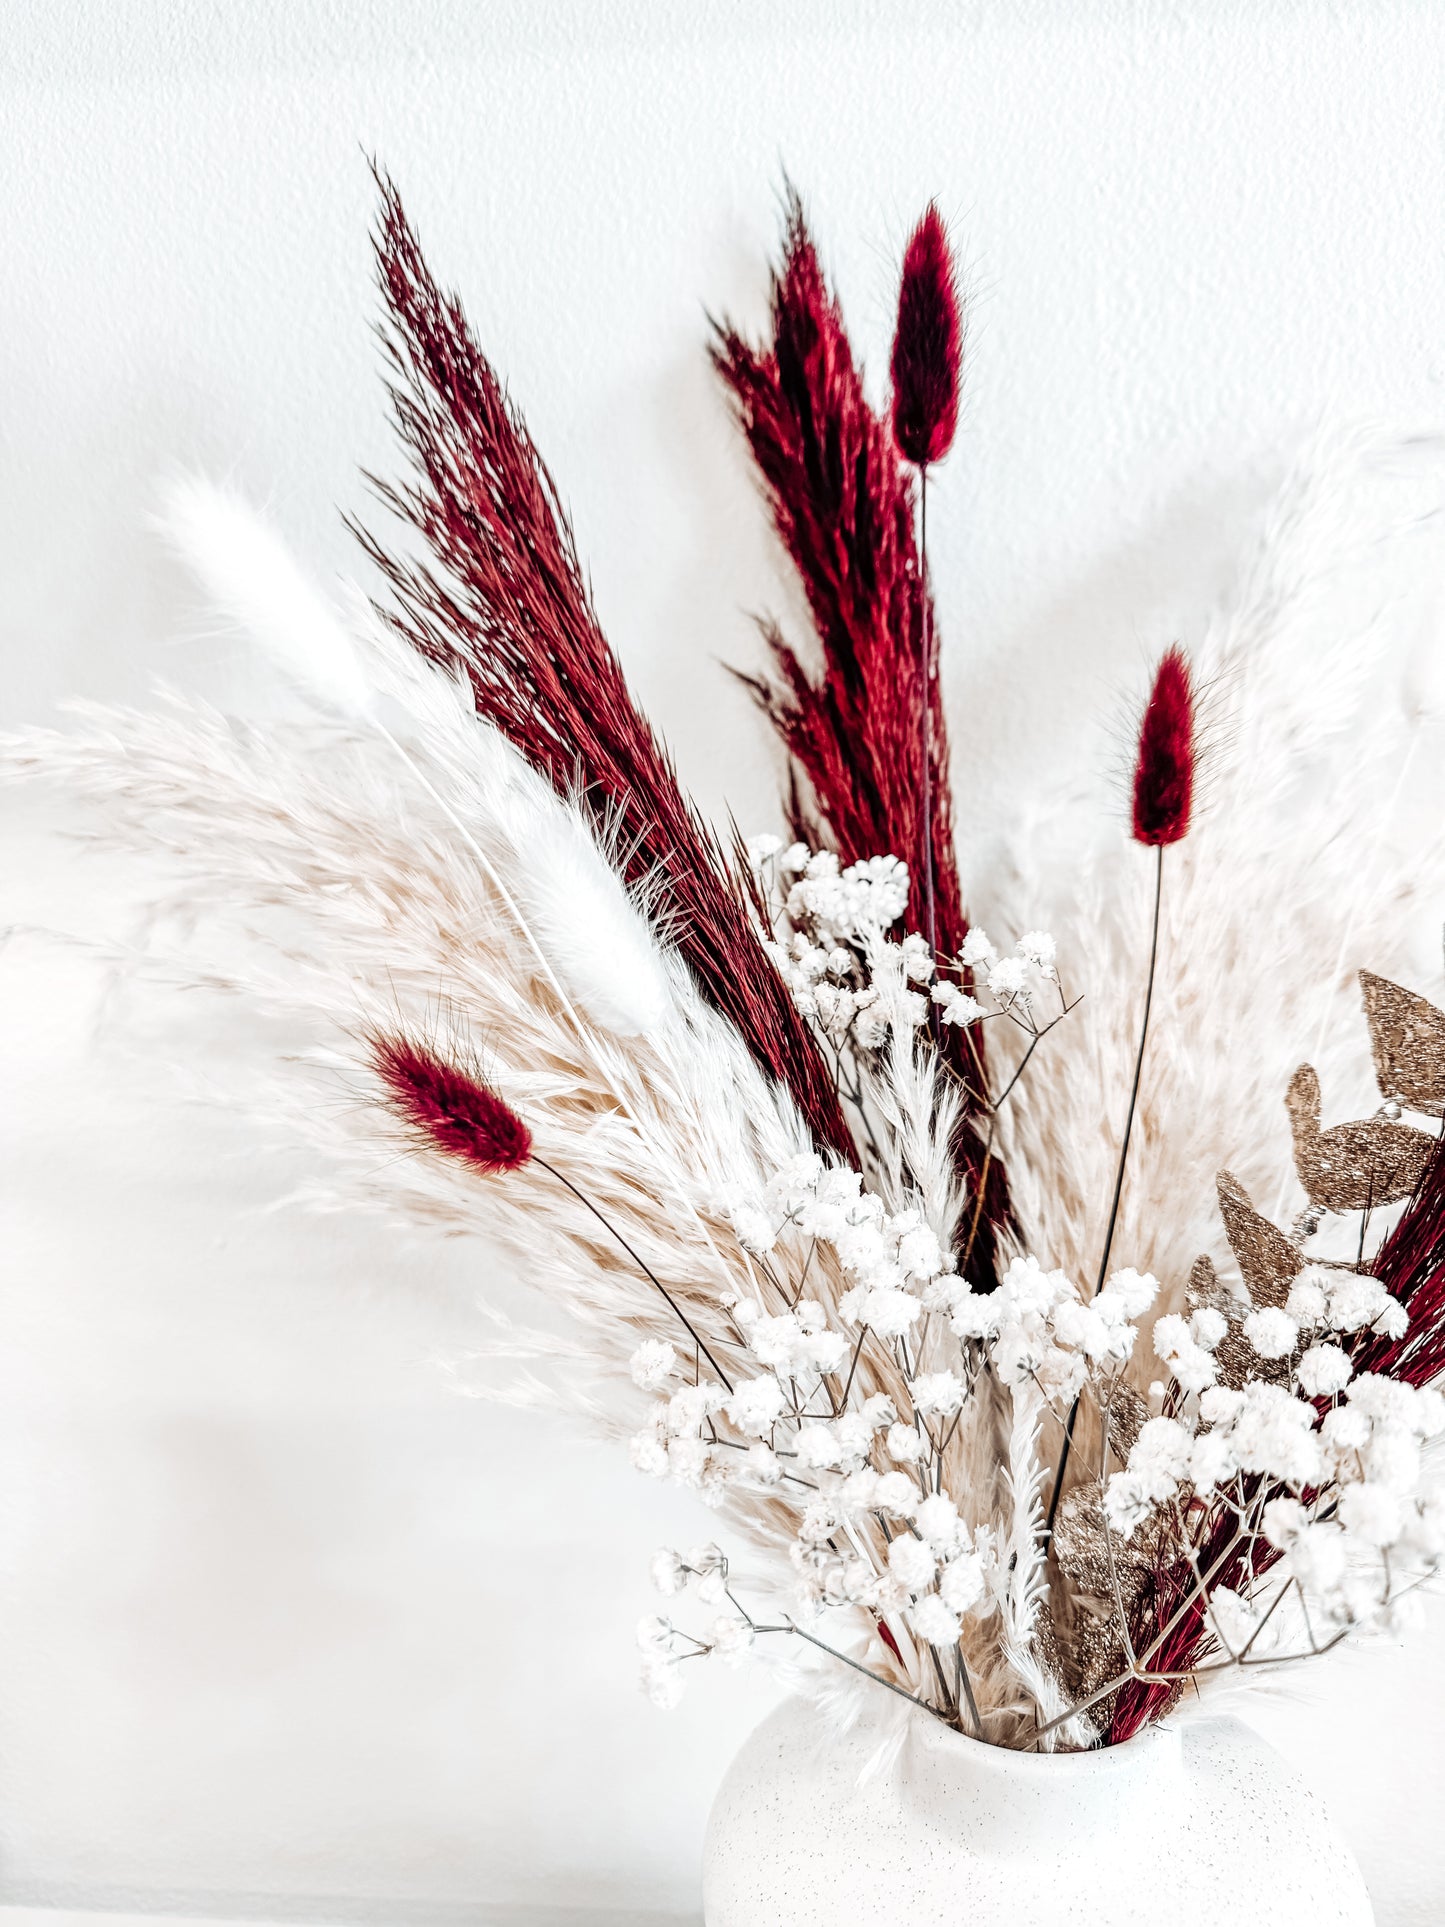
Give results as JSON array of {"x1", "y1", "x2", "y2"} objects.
[
  {"x1": 7, "y1": 673, "x2": 837, "y2": 1546},
  {"x1": 1, "y1": 487, "x2": 961, "y2": 1717},
  {"x1": 991, "y1": 424, "x2": 1445, "y2": 1325}
]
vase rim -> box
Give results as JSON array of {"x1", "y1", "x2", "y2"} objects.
[{"x1": 908, "y1": 1703, "x2": 1186, "y2": 1776}]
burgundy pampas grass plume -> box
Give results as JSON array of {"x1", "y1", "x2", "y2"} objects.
[
  {"x1": 889, "y1": 203, "x2": 962, "y2": 469},
  {"x1": 1131, "y1": 646, "x2": 1196, "y2": 847},
  {"x1": 712, "y1": 187, "x2": 1011, "y2": 1286},
  {"x1": 370, "y1": 1032, "x2": 532, "y2": 1174},
  {"x1": 355, "y1": 169, "x2": 851, "y2": 1166},
  {"x1": 708, "y1": 186, "x2": 966, "y2": 949}
]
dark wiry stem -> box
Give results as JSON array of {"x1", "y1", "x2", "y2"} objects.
[
  {"x1": 535, "y1": 1157, "x2": 733, "y2": 1393},
  {"x1": 1046, "y1": 844, "x2": 1165, "y2": 1537}
]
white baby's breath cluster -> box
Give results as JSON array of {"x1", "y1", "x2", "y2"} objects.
[
  {"x1": 621, "y1": 847, "x2": 1442, "y2": 1732},
  {"x1": 745, "y1": 837, "x2": 1057, "y2": 1051},
  {"x1": 1104, "y1": 1263, "x2": 1444, "y2": 1644},
  {"x1": 946, "y1": 1256, "x2": 1157, "y2": 1402},
  {"x1": 627, "y1": 1136, "x2": 1174, "y2": 1709},
  {"x1": 637, "y1": 1544, "x2": 754, "y2": 1707}
]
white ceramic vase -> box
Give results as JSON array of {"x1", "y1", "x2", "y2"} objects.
[{"x1": 703, "y1": 1693, "x2": 1373, "y2": 1926}]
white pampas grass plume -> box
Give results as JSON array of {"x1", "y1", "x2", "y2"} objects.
[
  {"x1": 160, "y1": 477, "x2": 375, "y2": 717},
  {"x1": 162, "y1": 478, "x2": 671, "y2": 1039},
  {"x1": 523, "y1": 808, "x2": 672, "y2": 1036}
]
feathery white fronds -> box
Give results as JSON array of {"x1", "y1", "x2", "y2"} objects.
[
  {"x1": 997, "y1": 1378, "x2": 1091, "y2": 1751},
  {"x1": 866, "y1": 1013, "x2": 968, "y2": 1250}
]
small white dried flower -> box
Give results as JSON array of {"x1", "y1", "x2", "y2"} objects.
[
  {"x1": 1102, "y1": 1267, "x2": 1160, "y2": 1319},
  {"x1": 1286, "y1": 1274, "x2": 1330, "y2": 1328},
  {"x1": 888, "y1": 1535, "x2": 937, "y2": 1593},
  {"x1": 950, "y1": 1292, "x2": 1000, "y2": 1340},
  {"x1": 798, "y1": 1502, "x2": 839, "y2": 1545},
  {"x1": 1261, "y1": 1495, "x2": 1308, "y2": 1549},
  {"x1": 860, "y1": 1287, "x2": 923, "y2": 1338},
  {"x1": 986, "y1": 955, "x2": 1028, "y2": 1000},
  {"x1": 629, "y1": 1339, "x2": 679, "y2": 1392},
  {"x1": 640, "y1": 1655, "x2": 686, "y2": 1709},
  {"x1": 636, "y1": 1613, "x2": 676, "y2": 1655},
  {"x1": 1338, "y1": 1481, "x2": 1406, "y2": 1547},
  {"x1": 729, "y1": 1204, "x2": 778, "y2": 1254},
  {"x1": 1017, "y1": 929, "x2": 1057, "y2": 974},
  {"x1": 938, "y1": 1551, "x2": 986, "y2": 1616},
  {"x1": 909, "y1": 1369, "x2": 965, "y2": 1416},
  {"x1": 629, "y1": 1433, "x2": 669, "y2": 1477},
  {"x1": 931, "y1": 981, "x2": 985, "y2": 1027},
  {"x1": 1189, "y1": 1306, "x2": 1228, "y2": 1351},
  {"x1": 649, "y1": 1548, "x2": 687, "y2": 1596},
  {"x1": 688, "y1": 1542, "x2": 728, "y2": 1604},
  {"x1": 910, "y1": 1593, "x2": 962, "y2": 1645},
  {"x1": 914, "y1": 1493, "x2": 962, "y2": 1549},
  {"x1": 725, "y1": 1375, "x2": 787, "y2": 1437},
  {"x1": 872, "y1": 1471, "x2": 921, "y2": 1517},
  {"x1": 1295, "y1": 1343, "x2": 1353, "y2": 1398},
  {"x1": 831, "y1": 1411, "x2": 875, "y2": 1469},
  {"x1": 1153, "y1": 1312, "x2": 1218, "y2": 1393},
  {"x1": 709, "y1": 1614, "x2": 755, "y2": 1665},
  {"x1": 886, "y1": 1422, "x2": 926, "y2": 1463},
  {"x1": 1244, "y1": 1306, "x2": 1298, "y2": 1360},
  {"x1": 1106, "y1": 1415, "x2": 1194, "y2": 1532},
  {"x1": 901, "y1": 933, "x2": 935, "y2": 983},
  {"x1": 667, "y1": 1437, "x2": 711, "y2": 1484},
  {"x1": 794, "y1": 1423, "x2": 843, "y2": 1471},
  {"x1": 666, "y1": 1383, "x2": 726, "y2": 1435}
]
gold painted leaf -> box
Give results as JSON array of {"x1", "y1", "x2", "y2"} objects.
[
  {"x1": 1216, "y1": 1169, "x2": 1301, "y2": 1309},
  {"x1": 1360, "y1": 969, "x2": 1445, "y2": 1117},
  {"x1": 1285, "y1": 1063, "x2": 1433, "y2": 1210}
]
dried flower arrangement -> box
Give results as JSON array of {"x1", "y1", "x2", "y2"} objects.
[{"x1": 10, "y1": 174, "x2": 1445, "y2": 1756}]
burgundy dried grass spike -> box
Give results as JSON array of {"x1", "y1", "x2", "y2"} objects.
[
  {"x1": 372, "y1": 1032, "x2": 532, "y2": 1174},
  {"x1": 889, "y1": 203, "x2": 962, "y2": 468},
  {"x1": 711, "y1": 187, "x2": 1010, "y2": 1283},
  {"x1": 355, "y1": 169, "x2": 851, "y2": 1164},
  {"x1": 1131, "y1": 647, "x2": 1195, "y2": 847},
  {"x1": 1106, "y1": 1495, "x2": 1280, "y2": 1744},
  {"x1": 1354, "y1": 1135, "x2": 1445, "y2": 1386}
]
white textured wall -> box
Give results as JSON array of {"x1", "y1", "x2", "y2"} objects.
[{"x1": 4, "y1": 3, "x2": 1445, "y2": 1922}]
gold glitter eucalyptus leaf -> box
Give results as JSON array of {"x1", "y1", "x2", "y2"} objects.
[
  {"x1": 1285, "y1": 1063, "x2": 1433, "y2": 1210},
  {"x1": 1360, "y1": 969, "x2": 1445, "y2": 1117},
  {"x1": 1216, "y1": 1170, "x2": 1302, "y2": 1309}
]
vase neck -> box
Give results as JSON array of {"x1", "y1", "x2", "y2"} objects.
[{"x1": 895, "y1": 1710, "x2": 1187, "y2": 1852}]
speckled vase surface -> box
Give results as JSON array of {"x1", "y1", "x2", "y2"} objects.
[{"x1": 703, "y1": 1693, "x2": 1373, "y2": 1925}]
